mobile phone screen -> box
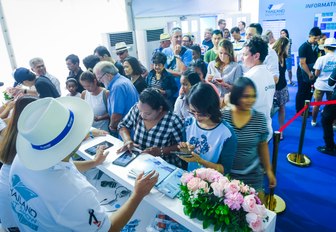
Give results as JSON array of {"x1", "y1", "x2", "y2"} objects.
[
  {"x1": 112, "y1": 151, "x2": 139, "y2": 167},
  {"x1": 85, "y1": 141, "x2": 114, "y2": 156}
]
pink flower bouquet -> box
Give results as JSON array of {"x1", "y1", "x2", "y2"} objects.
[{"x1": 180, "y1": 168, "x2": 268, "y2": 232}]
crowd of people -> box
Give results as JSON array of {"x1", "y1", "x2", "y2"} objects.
[{"x1": 0, "y1": 18, "x2": 335, "y2": 231}]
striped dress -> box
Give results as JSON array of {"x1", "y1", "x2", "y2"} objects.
[{"x1": 222, "y1": 109, "x2": 268, "y2": 191}]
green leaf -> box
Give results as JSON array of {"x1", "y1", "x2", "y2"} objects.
[
  {"x1": 224, "y1": 217, "x2": 230, "y2": 225},
  {"x1": 203, "y1": 219, "x2": 211, "y2": 229},
  {"x1": 190, "y1": 210, "x2": 198, "y2": 219},
  {"x1": 214, "y1": 222, "x2": 221, "y2": 231}
]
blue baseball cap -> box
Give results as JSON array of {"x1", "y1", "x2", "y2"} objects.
[{"x1": 13, "y1": 67, "x2": 35, "y2": 87}]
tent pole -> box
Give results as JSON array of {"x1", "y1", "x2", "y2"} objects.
[{"x1": 0, "y1": 0, "x2": 17, "y2": 70}]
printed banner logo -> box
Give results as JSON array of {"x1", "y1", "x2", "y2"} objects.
[
  {"x1": 306, "y1": 2, "x2": 336, "y2": 8},
  {"x1": 265, "y1": 3, "x2": 285, "y2": 16}
]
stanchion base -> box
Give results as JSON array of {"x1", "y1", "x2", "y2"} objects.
[
  {"x1": 287, "y1": 153, "x2": 311, "y2": 167},
  {"x1": 265, "y1": 194, "x2": 286, "y2": 213}
]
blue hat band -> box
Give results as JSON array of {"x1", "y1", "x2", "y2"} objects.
[{"x1": 31, "y1": 110, "x2": 74, "y2": 150}]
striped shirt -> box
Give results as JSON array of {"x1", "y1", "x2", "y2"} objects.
[{"x1": 222, "y1": 109, "x2": 268, "y2": 189}]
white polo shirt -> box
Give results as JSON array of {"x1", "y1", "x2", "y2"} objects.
[
  {"x1": 244, "y1": 64, "x2": 275, "y2": 141},
  {"x1": 9, "y1": 156, "x2": 111, "y2": 232},
  {"x1": 313, "y1": 52, "x2": 336, "y2": 91}
]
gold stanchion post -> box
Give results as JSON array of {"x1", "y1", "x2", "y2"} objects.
[
  {"x1": 287, "y1": 100, "x2": 312, "y2": 166},
  {"x1": 265, "y1": 131, "x2": 286, "y2": 213}
]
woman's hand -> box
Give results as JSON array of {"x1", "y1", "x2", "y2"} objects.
[
  {"x1": 267, "y1": 170, "x2": 277, "y2": 188},
  {"x1": 91, "y1": 128, "x2": 109, "y2": 137},
  {"x1": 94, "y1": 115, "x2": 101, "y2": 121},
  {"x1": 177, "y1": 142, "x2": 200, "y2": 162},
  {"x1": 206, "y1": 74, "x2": 214, "y2": 82},
  {"x1": 93, "y1": 145, "x2": 109, "y2": 166},
  {"x1": 178, "y1": 151, "x2": 202, "y2": 163},
  {"x1": 117, "y1": 140, "x2": 139, "y2": 154},
  {"x1": 143, "y1": 147, "x2": 161, "y2": 157}
]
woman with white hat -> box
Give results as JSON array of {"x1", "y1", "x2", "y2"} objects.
[{"x1": 7, "y1": 96, "x2": 158, "y2": 231}]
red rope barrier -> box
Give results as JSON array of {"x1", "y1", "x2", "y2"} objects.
[
  {"x1": 279, "y1": 105, "x2": 308, "y2": 132},
  {"x1": 310, "y1": 99, "x2": 336, "y2": 106},
  {"x1": 279, "y1": 99, "x2": 336, "y2": 132}
]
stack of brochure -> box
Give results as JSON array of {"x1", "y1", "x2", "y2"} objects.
[{"x1": 128, "y1": 154, "x2": 185, "y2": 199}]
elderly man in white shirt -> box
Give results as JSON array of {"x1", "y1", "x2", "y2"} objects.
[{"x1": 29, "y1": 57, "x2": 62, "y2": 95}]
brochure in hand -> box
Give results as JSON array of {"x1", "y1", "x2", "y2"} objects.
[{"x1": 129, "y1": 154, "x2": 184, "y2": 199}]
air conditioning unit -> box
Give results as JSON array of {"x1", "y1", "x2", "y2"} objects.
[
  {"x1": 102, "y1": 31, "x2": 137, "y2": 61},
  {"x1": 136, "y1": 28, "x2": 164, "y2": 69}
]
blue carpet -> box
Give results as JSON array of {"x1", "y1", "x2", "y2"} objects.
[{"x1": 270, "y1": 84, "x2": 336, "y2": 232}]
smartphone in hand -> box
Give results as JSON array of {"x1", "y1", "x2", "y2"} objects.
[{"x1": 171, "y1": 151, "x2": 193, "y2": 158}]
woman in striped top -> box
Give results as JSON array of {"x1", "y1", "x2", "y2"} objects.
[{"x1": 222, "y1": 77, "x2": 276, "y2": 194}]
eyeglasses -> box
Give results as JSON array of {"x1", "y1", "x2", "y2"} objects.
[
  {"x1": 97, "y1": 72, "x2": 107, "y2": 81},
  {"x1": 188, "y1": 110, "x2": 209, "y2": 118},
  {"x1": 116, "y1": 50, "x2": 126, "y2": 56}
]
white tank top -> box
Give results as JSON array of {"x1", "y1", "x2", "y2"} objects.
[{"x1": 84, "y1": 89, "x2": 109, "y2": 132}]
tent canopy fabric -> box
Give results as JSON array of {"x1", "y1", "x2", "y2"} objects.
[{"x1": 132, "y1": 0, "x2": 238, "y2": 18}]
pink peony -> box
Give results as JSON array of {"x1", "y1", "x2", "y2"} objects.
[
  {"x1": 195, "y1": 168, "x2": 222, "y2": 182},
  {"x1": 218, "y1": 176, "x2": 229, "y2": 185},
  {"x1": 224, "y1": 181, "x2": 240, "y2": 194},
  {"x1": 246, "y1": 213, "x2": 263, "y2": 232},
  {"x1": 224, "y1": 191, "x2": 244, "y2": 210},
  {"x1": 242, "y1": 195, "x2": 257, "y2": 213},
  {"x1": 180, "y1": 172, "x2": 194, "y2": 184},
  {"x1": 239, "y1": 183, "x2": 250, "y2": 194},
  {"x1": 187, "y1": 177, "x2": 202, "y2": 191},
  {"x1": 210, "y1": 182, "x2": 225, "y2": 198},
  {"x1": 198, "y1": 180, "x2": 210, "y2": 193},
  {"x1": 249, "y1": 187, "x2": 256, "y2": 194}
]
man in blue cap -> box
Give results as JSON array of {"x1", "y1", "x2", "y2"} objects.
[{"x1": 13, "y1": 67, "x2": 60, "y2": 98}]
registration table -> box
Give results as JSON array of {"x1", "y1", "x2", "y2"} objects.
[{"x1": 78, "y1": 135, "x2": 277, "y2": 232}]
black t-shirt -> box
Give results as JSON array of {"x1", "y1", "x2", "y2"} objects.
[
  {"x1": 276, "y1": 61, "x2": 287, "y2": 90},
  {"x1": 35, "y1": 76, "x2": 60, "y2": 98},
  {"x1": 133, "y1": 76, "x2": 147, "y2": 94},
  {"x1": 298, "y1": 41, "x2": 319, "y2": 66},
  {"x1": 115, "y1": 61, "x2": 125, "y2": 76}
]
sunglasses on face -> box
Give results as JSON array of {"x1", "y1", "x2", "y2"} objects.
[{"x1": 116, "y1": 51, "x2": 126, "y2": 56}]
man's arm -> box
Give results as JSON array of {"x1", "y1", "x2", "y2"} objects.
[
  {"x1": 329, "y1": 67, "x2": 336, "y2": 86},
  {"x1": 299, "y1": 57, "x2": 314, "y2": 79},
  {"x1": 109, "y1": 113, "x2": 123, "y2": 133},
  {"x1": 108, "y1": 171, "x2": 158, "y2": 232}
]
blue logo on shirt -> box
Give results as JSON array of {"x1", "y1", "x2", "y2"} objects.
[
  {"x1": 11, "y1": 175, "x2": 39, "y2": 231},
  {"x1": 190, "y1": 134, "x2": 210, "y2": 155}
]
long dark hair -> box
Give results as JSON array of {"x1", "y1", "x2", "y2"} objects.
[
  {"x1": 124, "y1": 56, "x2": 143, "y2": 76},
  {"x1": 187, "y1": 83, "x2": 221, "y2": 123},
  {"x1": 0, "y1": 96, "x2": 37, "y2": 164}
]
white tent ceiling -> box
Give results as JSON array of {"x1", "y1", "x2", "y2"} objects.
[{"x1": 132, "y1": 0, "x2": 239, "y2": 18}]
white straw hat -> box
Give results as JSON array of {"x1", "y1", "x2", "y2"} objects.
[
  {"x1": 115, "y1": 42, "x2": 130, "y2": 52},
  {"x1": 16, "y1": 97, "x2": 93, "y2": 170},
  {"x1": 319, "y1": 38, "x2": 336, "y2": 50}
]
